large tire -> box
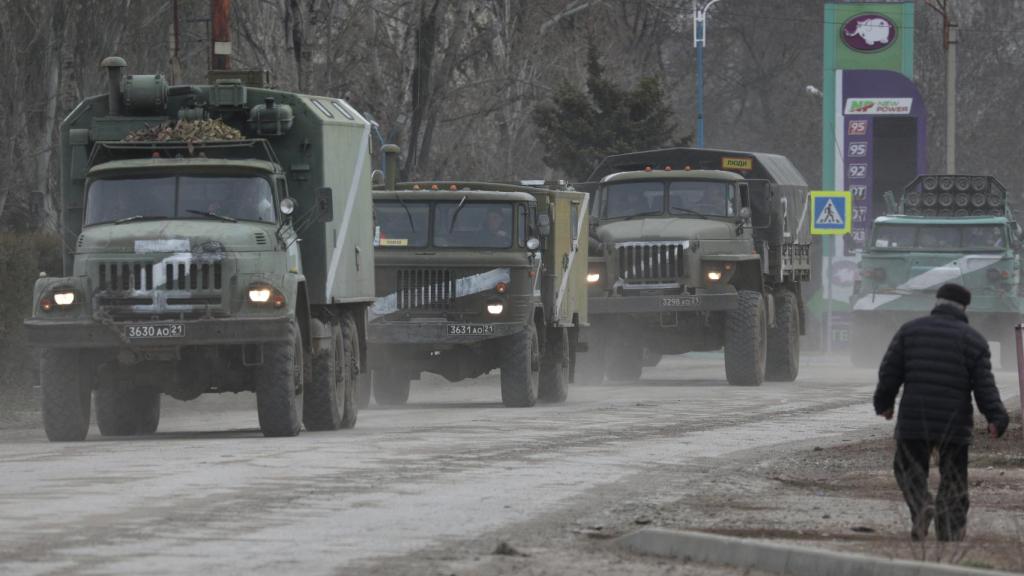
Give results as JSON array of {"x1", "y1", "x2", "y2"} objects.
[
  {"x1": 303, "y1": 318, "x2": 351, "y2": 431},
  {"x1": 500, "y1": 323, "x2": 540, "y2": 407},
  {"x1": 539, "y1": 327, "x2": 570, "y2": 403},
  {"x1": 96, "y1": 381, "x2": 161, "y2": 436},
  {"x1": 256, "y1": 318, "x2": 303, "y2": 437},
  {"x1": 338, "y1": 314, "x2": 360, "y2": 428},
  {"x1": 765, "y1": 289, "x2": 800, "y2": 382},
  {"x1": 40, "y1": 349, "x2": 93, "y2": 442},
  {"x1": 724, "y1": 291, "x2": 767, "y2": 387},
  {"x1": 606, "y1": 342, "x2": 643, "y2": 382},
  {"x1": 373, "y1": 368, "x2": 411, "y2": 406}
]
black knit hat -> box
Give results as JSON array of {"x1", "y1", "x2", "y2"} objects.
[{"x1": 936, "y1": 283, "x2": 971, "y2": 308}]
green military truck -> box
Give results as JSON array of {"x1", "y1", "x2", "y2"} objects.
[
  {"x1": 851, "y1": 174, "x2": 1023, "y2": 368},
  {"x1": 578, "y1": 148, "x2": 812, "y2": 386},
  {"x1": 364, "y1": 179, "x2": 589, "y2": 407},
  {"x1": 24, "y1": 57, "x2": 375, "y2": 440}
]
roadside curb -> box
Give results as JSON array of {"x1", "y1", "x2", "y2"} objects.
[{"x1": 616, "y1": 527, "x2": 1017, "y2": 576}]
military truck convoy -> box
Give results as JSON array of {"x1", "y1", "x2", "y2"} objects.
[
  {"x1": 25, "y1": 59, "x2": 818, "y2": 440},
  {"x1": 578, "y1": 148, "x2": 812, "y2": 387},
  {"x1": 364, "y1": 178, "x2": 589, "y2": 407},
  {"x1": 851, "y1": 174, "x2": 1024, "y2": 368},
  {"x1": 25, "y1": 57, "x2": 375, "y2": 440}
]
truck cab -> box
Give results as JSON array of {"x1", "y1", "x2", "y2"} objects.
[
  {"x1": 366, "y1": 182, "x2": 588, "y2": 407},
  {"x1": 580, "y1": 148, "x2": 811, "y2": 387}
]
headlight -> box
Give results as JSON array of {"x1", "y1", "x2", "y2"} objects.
[
  {"x1": 53, "y1": 291, "x2": 75, "y2": 306},
  {"x1": 706, "y1": 271, "x2": 723, "y2": 282},
  {"x1": 586, "y1": 272, "x2": 601, "y2": 284},
  {"x1": 247, "y1": 284, "x2": 285, "y2": 308},
  {"x1": 487, "y1": 302, "x2": 504, "y2": 315},
  {"x1": 248, "y1": 288, "x2": 272, "y2": 303}
]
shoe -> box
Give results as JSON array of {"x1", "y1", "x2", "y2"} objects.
[{"x1": 912, "y1": 505, "x2": 935, "y2": 541}]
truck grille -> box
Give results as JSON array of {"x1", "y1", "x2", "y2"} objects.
[
  {"x1": 98, "y1": 262, "x2": 222, "y2": 291},
  {"x1": 396, "y1": 269, "x2": 455, "y2": 310},
  {"x1": 617, "y1": 242, "x2": 686, "y2": 282}
]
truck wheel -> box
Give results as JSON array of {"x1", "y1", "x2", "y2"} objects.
[
  {"x1": 372, "y1": 368, "x2": 411, "y2": 406},
  {"x1": 606, "y1": 343, "x2": 643, "y2": 381},
  {"x1": 96, "y1": 382, "x2": 162, "y2": 436},
  {"x1": 256, "y1": 318, "x2": 303, "y2": 437},
  {"x1": 339, "y1": 313, "x2": 360, "y2": 428},
  {"x1": 303, "y1": 318, "x2": 352, "y2": 431},
  {"x1": 539, "y1": 327, "x2": 570, "y2": 403},
  {"x1": 500, "y1": 322, "x2": 540, "y2": 407},
  {"x1": 724, "y1": 291, "x2": 767, "y2": 387},
  {"x1": 765, "y1": 289, "x2": 800, "y2": 382},
  {"x1": 40, "y1": 349, "x2": 92, "y2": 442}
]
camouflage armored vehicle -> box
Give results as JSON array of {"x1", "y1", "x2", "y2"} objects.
[
  {"x1": 24, "y1": 57, "x2": 375, "y2": 440},
  {"x1": 578, "y1": 148, "x2": 811, "y2": 386},
  {"x1": 851, "y1": 174, "x2": 1023, "y2": 368},
  {"x1": 364, "y1": 180, "x2": 589, "y2": 407}
]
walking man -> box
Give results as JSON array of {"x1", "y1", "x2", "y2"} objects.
[{"x1": 874, "y1": 283, "x2": 1009, "y2": 541}]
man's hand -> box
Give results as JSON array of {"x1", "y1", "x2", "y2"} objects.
[
  {"x1": 989, "y1": 423, "x2": 1000, "y2": 439},
  {"x1": 880, "y1": 409, "x2": 894, "y2": 420}
]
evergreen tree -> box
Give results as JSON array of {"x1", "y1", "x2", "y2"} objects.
[{"x1": 533, "y1": 44, "x2": 683, "y2": 181}]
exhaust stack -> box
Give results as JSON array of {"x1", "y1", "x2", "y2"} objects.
[{"x1": 101, "y1": 56, "x2": 127, "y2": 116}]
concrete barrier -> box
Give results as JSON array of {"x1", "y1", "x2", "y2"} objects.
[{"x1": 616, "y1": 528, "x2": 1017, "y2": 576}]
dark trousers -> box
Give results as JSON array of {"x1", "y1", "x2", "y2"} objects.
[{"x1": 893, "y1": 439, "x2": 970, "y2": 541}]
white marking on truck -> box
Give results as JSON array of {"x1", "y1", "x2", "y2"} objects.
[
  {"x1": 853, "y1": 255, "x2": 1002, "y2": 311},
  {"x1": 554, "y1": 193, "x2": 590, "y2": 318},
  {"x1": 368, "y1": 268, "x2": 510, "y2": 321},
  {"x1": 135, "y1": 239, "x2": 189, "y2": 254},
  {"x1": 325, "y1": 123, "x2": 372, "y2": 297}
]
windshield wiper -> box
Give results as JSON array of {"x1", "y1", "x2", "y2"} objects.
[
  {"x1": 615, "y1": 210, "x2": 662, "y2": 221},
  {"x1": 448, "y1": 195, "x2": 468, "y2": 232},
  {"x1": 669, "y1": 206, "x2": 709, "y2": 219},
  {"x1": 186, "y1": 209, "x2": 238, "y2": 223},
  {"x1": 395, "y1": 193, "x2": 416, "y2": 231},
  {"x1": 113, "y1": 215, "x2": 169, "y2": 225}
]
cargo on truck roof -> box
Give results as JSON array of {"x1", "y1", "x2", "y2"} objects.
[{"x1": 587, "y1": 147, "x2": 808, "y2": 187}]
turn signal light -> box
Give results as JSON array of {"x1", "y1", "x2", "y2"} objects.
[
  {"x1": 495, "y1": 282, "x2": 508, "y2": 294},
  {"x1": 39, "y1": 297, "x2": 54, "y2": 312}
]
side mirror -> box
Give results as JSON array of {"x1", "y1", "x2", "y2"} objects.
[
  {"x1": 537, "y1": 213, "x2": 552, "y2": 237},
  {"x1": 315, "y1": 187, "x2": 333, "y2": 223}
]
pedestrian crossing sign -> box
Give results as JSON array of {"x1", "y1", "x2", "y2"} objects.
[{"x1": 810, "y1": 190, "x2": 852, "y2": 235}]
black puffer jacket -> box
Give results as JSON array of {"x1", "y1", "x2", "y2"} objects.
[{"x1": 874, "y1": 304, "x2": 1009, "y2": 444}]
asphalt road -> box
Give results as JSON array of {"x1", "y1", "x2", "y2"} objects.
[{"x1": 0, "y1": 356, "x2": 1015, "y2": 575}]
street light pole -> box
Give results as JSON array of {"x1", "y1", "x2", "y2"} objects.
[{"x1": 693, "y1": 0, "x2": 722, "y2": 148}]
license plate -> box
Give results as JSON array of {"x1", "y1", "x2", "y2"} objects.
[
  {"x1": 126, "y1": 324, "x2": 185, "y2": 339},
  {"x1": 446, "y1": 324, "x2": 494, "y2": 336},
  {"x1": 661, "y1": 296, "x2": 701, "y2": 308}
]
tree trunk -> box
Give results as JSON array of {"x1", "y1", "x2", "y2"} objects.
[{"x1": 32, "y1": 2, "x2": 66, "y2": 232}]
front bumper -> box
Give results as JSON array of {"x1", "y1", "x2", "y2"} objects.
[
  {"x1": 590, "y1": 291, "x2": 737, "y2": 315},
  {"x1": 23, "y1": 315, "x2": 293, "y2": 349},
  {"x1": 368, "y1": 319, "x2": 524, "y2": 345}
]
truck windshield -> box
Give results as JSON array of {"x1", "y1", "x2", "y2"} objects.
[
  {"x1": 873, "y1": 224, "x2": 1006, "y2": 251},
  {"x1": 604, "y1": 180, "x2": 734, "y2": 219},
  {"x1": 434, "y1": 202, "x2": 513, "y2": 248},
  {"x1": 669, "y1": 181, "x2": 734, "y2": 217},
  {"x1": 374, "y1": 202, "x2": 429, "y2": 247},
  {"x1": 85, "y1": 175, "x2": 276, "y2": 226}
]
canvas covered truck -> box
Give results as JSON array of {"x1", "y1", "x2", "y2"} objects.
[
  {"x1": 577, "y1": 147, "x2": 812, "y2": 386},
  {"x1": 364, "y1": 180, "x2": 589, "y2": 407},
  {"x1": 850, "y1": 174, "x2": 1024, "y2": 368},
  {"x1": 24, "y1": 57, "x2": 375, "y2": 440}
]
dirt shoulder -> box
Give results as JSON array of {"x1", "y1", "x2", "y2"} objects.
[{"x1": 642, "y1": 409, "x2": 1024, "y2": 573}]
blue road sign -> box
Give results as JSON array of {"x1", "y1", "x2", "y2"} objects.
[{"x1": 810, "y1": 190, "x2": 852, "y2": 235}]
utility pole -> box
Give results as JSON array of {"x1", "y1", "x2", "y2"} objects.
[
  {"x1": 693, "y1": 0, "x2": 723, "y2": 148},
  {"x1": 210, "y1": 0, "x2": 231, "y2": 70},
  {"x1": 927, "y1": 0, "x2": 957, "y2": 173}
]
